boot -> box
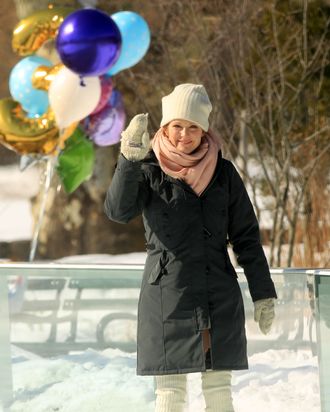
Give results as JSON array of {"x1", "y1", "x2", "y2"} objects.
[
  {"x1": 201, "y1": 370, "x2": 234, "y2": 412},
  {"x1": 154, "y1": 374, "x2": 187, "y2": 412}
]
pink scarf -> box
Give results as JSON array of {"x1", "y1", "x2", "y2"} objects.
[{"x1": 152, "y1": 128, "x2": 221, "y2": 196}]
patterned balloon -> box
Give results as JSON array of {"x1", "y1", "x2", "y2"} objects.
[{"x1": 9, "y1": 55, "x2": 53, "y2": 117}]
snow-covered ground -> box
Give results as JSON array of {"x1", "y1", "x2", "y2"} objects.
[
  {"x1": 8, "y1": 346, "x2": 319, "y2": 412},
  {"x1": 0, "y1": 164, "x2": 40, "y2": 242}
]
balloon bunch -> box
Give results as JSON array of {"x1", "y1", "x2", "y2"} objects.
[{"x1": 0, "y1": 7, "x2": 151, "y2": 193}]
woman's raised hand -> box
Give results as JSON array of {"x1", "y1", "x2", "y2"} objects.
[{"x1": 120, "y1": 113, "x2": 150, "y2": 161}]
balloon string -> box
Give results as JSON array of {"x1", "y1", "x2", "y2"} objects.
[
  {"x1": 55, "y1": 128, "x2": 65, "y2": 155},
  {"x1": 79, "y1": 76, "x2": 86, "y2": 87},
  {"x1": 29, "y1": 157, "x2": 55, "y2": 262}
]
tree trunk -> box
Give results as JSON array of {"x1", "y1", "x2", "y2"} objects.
[{"x1": 33, "y1": 146, "x2": 145, "y2": 260}]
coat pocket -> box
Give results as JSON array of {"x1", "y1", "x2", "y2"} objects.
[{"x1": 147, "y1": 250, "x2": 168, "y2": 285}]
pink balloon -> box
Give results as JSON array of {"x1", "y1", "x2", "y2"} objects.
[{"x1": 91, "y1": 75, "x2": 113, "y2": 115}]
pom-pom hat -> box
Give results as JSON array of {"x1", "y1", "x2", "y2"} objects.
[{"x1": 160, "y1": 83, "x2": 212, "y2": 131}]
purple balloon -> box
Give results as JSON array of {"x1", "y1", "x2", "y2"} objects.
[
  {"x1": 86, "y1": 91, "x2": 126, "y2": 146},
  {"x1": 56, "y1": 9, "x2": 122, "y2": 76}
]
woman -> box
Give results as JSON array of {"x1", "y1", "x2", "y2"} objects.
[{"x1": 104, "y1": 84, "x2": 277, "y2": 412}]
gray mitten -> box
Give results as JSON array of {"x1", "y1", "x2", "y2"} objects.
[
  {"x1": 254, "y1": 298, "x2": 275, "y2": 335},
  {"x1": 121, "y1": 113, "x2": 150, "y2": 161}
]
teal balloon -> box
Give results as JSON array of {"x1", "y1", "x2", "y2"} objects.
[
  {"x1": 9, "y1": 56, "x2": 52, "y2": 117},
  {"x1": 57, "y1": 128, "x2": 95, "y2": 193},
  {"x1": 107, "y1": 11, "x2": 151, "y2": 75}
]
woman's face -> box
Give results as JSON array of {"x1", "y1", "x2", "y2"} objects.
[{"x1": 164, "y1": 119, "x2": 204, "y2": 154}]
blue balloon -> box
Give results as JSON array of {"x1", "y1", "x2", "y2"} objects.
[
  {"x1": 9, "y1": 56, "x2": 52, "y2": 117},
  {"x1": 107, "y1": 11, "x2": 151, "y2": 76},
  {"x1": 56, "y1": 9, "x2": 122, "y2": 77}
]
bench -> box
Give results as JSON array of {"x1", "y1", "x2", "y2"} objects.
[
  {"x1": 10, "y1": 275, "x2": 142, "y2": 356},
  {"x1": 63, "y1": 277, "x2": 141, "y2": 352}
]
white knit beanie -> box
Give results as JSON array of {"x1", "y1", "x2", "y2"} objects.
[{"x1": 160, "y1": 83, "x2": 212, "y2": 131}]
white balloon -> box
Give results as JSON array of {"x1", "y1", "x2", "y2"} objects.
[{"x1": 49, "y1": 66, "x2": 101, "y2": 129}]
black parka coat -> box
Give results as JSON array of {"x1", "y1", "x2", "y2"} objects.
[{"x1": 104, "y1": 151, "x2": 277, "y2": 376}]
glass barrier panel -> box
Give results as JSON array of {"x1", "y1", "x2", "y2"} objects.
[
  {"x1": 0, "y1": 265, "x2": 322, "y2": 412},
  {"x1": 315, "y1": 273, "x2": 330, "y2": 412},
  {"x1": 0, "y1": 275, "x2": 13, "y2": 411}
]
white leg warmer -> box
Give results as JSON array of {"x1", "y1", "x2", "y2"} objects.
[
  {"x1": 201, "y1": 370, "x2": 234, "y2": 412},
  {"x1": 155, "y1": 374, "x2": 187, "y2": 412}
]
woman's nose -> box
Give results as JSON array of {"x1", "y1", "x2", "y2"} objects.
[{"x1": 180, "y1": 128, "x2": 188, "y2": 136}]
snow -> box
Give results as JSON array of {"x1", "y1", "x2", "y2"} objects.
[
  {"x1": 0, "y1": 164, "x2": 40, "y2": 241},
  {"x1": 8, "y1": 346, "x2": 319, "y2": 412},
  {"x1": 0, "y1": 199, "x2": 33, "y2": 241},
  {"x1": 56, "y1": 253, "x2": 147, "y2": 265},
  {"x1": 10, "y1": 347, "x2": 154, "y2": 412}
]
